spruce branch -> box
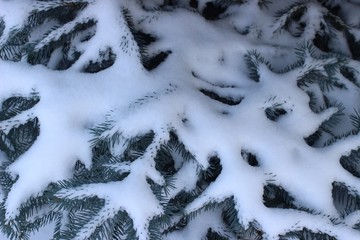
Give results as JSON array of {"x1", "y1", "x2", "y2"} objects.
[
  {"x1": 244, "y1": 50, "x2": 272, "y2": 82},
  {"x1": 27, "y1": 18, "x2": 96, "y2": 68},
  {"x1": 332, "y1": 181, "x2": 360, "y2": 218},
  {"x1": 350, "y1": 109, "x2": 360, "y2": 131},
  {"x1": 273, "y1": 0, "x2": 309, "y2": 35},
  {"x1": 279, "y1": 228, "x2": 336, "y2": 240}
]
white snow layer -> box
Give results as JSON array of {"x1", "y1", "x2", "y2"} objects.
[{"x1": 1, "y1": 0, "x2": 360, "y2": 239}]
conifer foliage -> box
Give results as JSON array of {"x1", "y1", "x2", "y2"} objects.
[{"x1": 1, "y1": 0, "x2": 360, "y2": 239}]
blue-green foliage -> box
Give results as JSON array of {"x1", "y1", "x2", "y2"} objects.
[{"x1": 1, "y1": 0, "x2": 360, "y2": 239}]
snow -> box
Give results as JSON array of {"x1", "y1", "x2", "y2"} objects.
[{"x1": 1, "y1": 0, "x2": 360, "y2": 239}]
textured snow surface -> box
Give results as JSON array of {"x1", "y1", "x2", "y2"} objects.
[{"x1": 1, "y1": 0, "x2": 360, "y2": 239}]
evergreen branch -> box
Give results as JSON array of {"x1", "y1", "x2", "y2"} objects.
[
  {"x1": 345, "y1": 29, "x2": 360, "y2": 60},
  {"x1": 0, "y1": 1, "x2": 89, "y2": 62},
  {"x1": 222, "y1": 197, "x2": 264, "y2": 240},
  {"x1": 297, "y1": 67, "x2": 345, "y2": 92},
  {"x1": 306, "y1": 90, "x2": 318, "y2": 112},
  {"x1": 0, "y1": 45, "x2": 23, "y2": 61},
  {"x1": 33, "y1": 17, "x2": 95, "y2": 51},
  {"x1": 148, "y1": 214, "x2": 172, "y2": 240},
  {"x1": 162, "y1": 215, "x2": 189, "y2": 235},
  {"x1": 279, "y1": 227, "x2": 336, "y2": 240},
  {"x1": 297, "y1": 69, "x2": 328, "y2": 89},
  {"x1": 340, "y1": 148, "x2": 360, "y2": 178},
  {"x1": 332, "y1": 182, "x2": 360, "y2": 217},
  {"x1": 29, "y1": 1, "x2": 89, "y2": 28},
  {"x1": 0, "y1": 170, "x2": 17, "y2": 197},
  {"x1": 244, "y1": 50, "x2": 272, "y2": 82},
  {"x1": 27, "y1": 18, "x2": 96, "y2": 67},
  {"x1": 103, "y1": 161, "x2": 132, "y2": 175},
  {"x1": 296, "y1": 41, "x2": 316, "y2": 59},
  {"x1": 52, "y1": 212, "x2": 65, "y2": 240},
  {"x1": 0, "y1": 205, "x2": 30, "y2": 240},
  {"x1": 0, "y1": 131, "x2": 15, "y2": 154},
  {"x1": 274, "y1": 0, "x2": 309, "y2": 19},
  {"x1": 72, "y1": 203, "x2": 118, "y2": 240},
  {"x1": 199, "y1": 88, "x2": 243, "y2": 106},
  {"x1": 221, "y1": 197, "x2": 242, "y2": 235},
  {"x1": 241, "y1": 149, "x2": 260, "y2": 167},
  {"x1": 60, "y1": 204, "x2": 104, "y2": 240},
  {"x1": 0, "y1": 17, "x2": 4, "y2": 37},
  {"x1": 318, "y1": 101, "x2": 344, "y2": 135},
  {"x1": 0, "y1": 194, "x2": 55, "y2": 240},
  {"x1": 0, "y1": 95, "x2": 40, "y2": 121},
  {"x1": 278, "y1": 57, "x2": 304, "y2": 74},
  {"x1": 122, "y1": 131, "x2": 155, "y2": 162},
  {"x1": 350, "y1": 109, "x2": 360, "y2": 131},
  {"x1": 205, "y1": 228, "x2": 230, "y2": 240},
  {"x1": 263, "y1": 183, "x2": 296, "y2": 209},
  {"x1": 0, "y1": 27, "x2": 30, "y2": 61},
  {"x1": 324, "y1": 12, "x2": 348, "y2": 32},
  {"x1": 89, "y1": 119, "x2": 115, "y2": 147},
  {"x1": 340, "y1": 66, "x2": 360, "y2": 88},
  {"x1": 25, "y1": 211, "x2": 61, "y2": 237},
  {"x1": 156, "y1": 132, "x2": 194, "y2": 171},
  {"x1": 353, "y1": 221, "x2": 360, "y2": 231},
  {"x1": 4, "y1": 118, "x2": 40, "y2": 160},
  {"x1": 273, "y1": 0, "x2": 308, "y2": 34},
  {"x1": 305, "y1": 101, "x2": 345, "y2": 147},
  {"x1": 111, "y1": 212, "x2": 137, "y2": 240},
  {"x1": 323, "y1": 129, "x2": 359, "y2": 147},
  {"x1": 0, "y1": 1, "x2": 359, "y2": 239},
  {"x1": 187, "y1": 200, "x2": 222, "y2": 221},
  {"x1": 257, "y1": 0, "x2": 272, "y2": 10},
  {"x1": 121, "y1": 7, "x2": 171, "y2": 71},
  {"x1": 83, "y1": 47, "x2": 116, "y2": 73},
  {"x1": 265, "y1": 103, "x2": 287, "y2": 121}
]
